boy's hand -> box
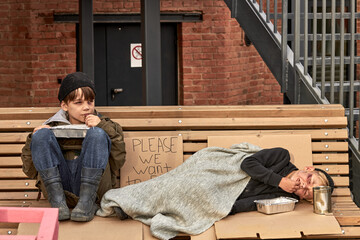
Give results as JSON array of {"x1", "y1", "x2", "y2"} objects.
[
  {"x1": 33, "y1": 125, "x2": 50, "y2": 133},
  {"x1": 85, "y1": 114, "x2": 101, "y2": 127},
  {"x1": 279, "y1": 177, "x2": 300, "y2": 193}
]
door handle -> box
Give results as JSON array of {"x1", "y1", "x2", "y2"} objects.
[{"x1": 111, "y1": 88, "x2": 123, "y2": 100}]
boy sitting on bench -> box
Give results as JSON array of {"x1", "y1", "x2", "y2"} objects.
[{"x1": 21, "y1": 72, "x2": 126, "y2": 222}]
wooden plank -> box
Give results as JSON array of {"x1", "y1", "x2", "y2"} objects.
[
  {"x1": 333, "y1": 203, "x2": 359, "y2": 210},
  {"x1": 0, "y1": 201, "x2": 31, "y2": 207},
  {"x1": 0, "y1": 200, "x2": 48, "y2": 207},
  {"x1": 125, "y1": 129, "x2": 348, "y2": 141},
  {"x1": 0, "y1": 133, "x2": 29, "y2": 143},
  {"x1": 0, "y1": 157, "x2": 23, "y2": 167},
  {"x1": 184, "y1": 154, "x2": 350, "y2": 165},
  {"x1": 333, "y1": 196, "x2": 356, "y2": 202},
  {"x1": 184, "y1": 142, "x2": 350, "y2": 155},
  {"x1": 0, "y1": 228, "x2": 18, "y2": 236},
  {"x1": 0, "y1": 145, "x2": 23, "y2": 155},
  {"x1": 0, "y1": 169, "x2": 27, "y2": 178},
  {"x1": 333, "y1": 176, "x2": 350, "y2": 187},
  {"x1": 0, "y1": 120, "x2": 41, "y2": 131},
  {"x1": 312, "y1": 142, "x2": 348, "y2": 152},
  {"x1": 0, "y1": 192, "x2": 40, "y2": 200},
  {"x1": 305, "y1": 226, "x2": 359, "y2": 238},
  {"x1": 183, "y1": 143, "x2": 207, "y2": 152},
  {"x1": 313, "y1": 153, "x2": 348, "y2": 163},
  {"x1": 332, "y1": 196, "x2": 354, "y2": 203},
  {"x1": 332, "y1": 188, "x2": 351, "y2": 197},
  {"x1": 0, "y1": 117, "x2": 347, "y2": 131},
  {"x1": 0, "y1": 105, "x2": 346, "y2": 119},
  {"x1": 313, "y1": 164, "x2": 349, "y2": 174},
  {"x1": 116, "y1": 117, "x2": 348, "y2": 130},
  {"x1": 0, "y1": 180, "x2": 37, "y2": 190},
  {"x1": 101, "y1": 106, "x2": 346, "y2": 118},
  {"x1": 334, "y1": 211, "x2": 360, "y2": 226},
  {"x1": 340, "y1": 227, "x2": 360, "y2": 238}
]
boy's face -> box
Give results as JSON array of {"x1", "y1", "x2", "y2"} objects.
[
  {"x1": 289, "y1": 167, "x2": 323, "y2": 200},
  {"x1": 61, "y1": 89, "x2": 95, "y2": 124}
]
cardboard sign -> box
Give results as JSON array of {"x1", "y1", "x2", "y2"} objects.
[
  {"x1": 207, "y1": 134, "x2": 312, "y2": 170},
  {"x1": 120, "y1": 136, "x2": 183, "y2": 187}
]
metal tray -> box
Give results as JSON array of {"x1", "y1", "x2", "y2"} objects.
[
  {"x1": 254, "y1": 197, "x2": 298, "y2": 215},
  {"x1": 50, "y1": 125, "x2": 89, "y2": 138}
]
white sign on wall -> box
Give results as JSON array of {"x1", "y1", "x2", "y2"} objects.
[{"x1": 130, "y1": 43, "x2": 142, "y2": 68}]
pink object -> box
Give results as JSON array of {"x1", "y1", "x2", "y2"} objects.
[{"x1": 0, "y1": 207, "x2": 59, "y2": 240}]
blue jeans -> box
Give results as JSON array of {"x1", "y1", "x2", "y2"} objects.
[{"x1": 31, "y1": 127, "x2": 111, "y2": 196}]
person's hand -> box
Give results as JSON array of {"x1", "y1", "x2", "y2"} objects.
[
  {"x1": 279, "y1": 177, "x2": 300, "y2": 193},
  {"x1": 85, "y1": 114, "x2": 101, "y2": 127},
  {"x1": 33, "y1": 125, "x2": 51, "y2": 133}
]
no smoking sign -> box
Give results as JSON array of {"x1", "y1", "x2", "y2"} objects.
[{"x1": 130, "y1": 43, "x2": 142, "y2": 68}]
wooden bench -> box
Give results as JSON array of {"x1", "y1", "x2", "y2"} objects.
[{"x1": 0, "y1": 104, "x2": 357, "y2": 238}]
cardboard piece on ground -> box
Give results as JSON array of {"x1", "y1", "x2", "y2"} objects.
[
  {"x1": 18, "y1": 217, "x2": 143, "y2": 240},
  {"x1": 207, "y1": 134, "x2": 312, "y2": 170},
  {"x1": 142, "y1": 224, "x2": 217, "y2": 240},
  {"x1": 215, "y1": 201, "x2": 343, "y2": 239},
  {"x1": 190, "y1": 226, "x2": 217, "y2": 240},
  {"x1": 121, "y1": 136, "x2": 183, "y2": 187}
]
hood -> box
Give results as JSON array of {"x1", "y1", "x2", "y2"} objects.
[{"x1": 43, "y1": 109, "x2": 71, "y2": 125}]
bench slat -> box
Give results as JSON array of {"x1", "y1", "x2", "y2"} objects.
[
  {"x1": 0, "y1": 105, "x2": 346, "y2": 120},
  {"x1": 314, "y1": 165, "x2": 349, "y2": 174},
  {"x1": 0, "y1": 180, "x2": 37, "y2": 190},
  {"x1": 312, "y1": 142, "x2": 348, "y2": 152},
  {"x1": 0, "y1": 117, "x2": 347, "y2": 131},
  {"x1": 115, "y1": 117, "x2": 348, "y2": 130},
  {"x1": 333, "y1": 176, "x2": 350, "y2": 187},
  {"x1": 0, "y1": 133, "x2": 29, "y2": 143},
  {"x1": 0, "y1": 169, "x2": 27, "y2": 179},
  {"x1": 0, "y1": 145, "x2": 23, "y2": 155},
  {"x1": 1, "y1": 129, "x2": 347, "y2": 144},
  {"x1": 125, "y1": 129, "x2": 348, "y2": 140},
  {"x1": 313, "y1": 153, "x2": 348, "y2": 163},
  {"x1": 182, "y1": 142, "x2": 349, "y2": 153},
  {"x1": 333, "y1": 188, "x2": 350, "y2": 196},
  {"x1": 334, "y1": 211, "x2": 360, "y2": 226},
  {"x1": 0, "y1": 192, "x2": 40, "y2": 200},
  {"x1": 0, "y1": 157, "x2": 23, "y2": 167}
]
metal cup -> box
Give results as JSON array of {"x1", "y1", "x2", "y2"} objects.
[{"x1": 313, "y1": 186, "x2": 332, "y2": 214}]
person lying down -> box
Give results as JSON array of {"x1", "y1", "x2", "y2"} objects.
[{"x1": 97, "y1": 142, "x2": 334, "y2": 240}]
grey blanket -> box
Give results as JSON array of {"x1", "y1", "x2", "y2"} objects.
[{"x1": 97, "y1": 142, "x2": 262, "y2": 240}]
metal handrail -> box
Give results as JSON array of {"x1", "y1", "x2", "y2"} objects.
[{"x1": 249, "y1": 0, "x2": 359, "y2": 148}]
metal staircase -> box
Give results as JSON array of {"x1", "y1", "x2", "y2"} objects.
[{"x1": 224, "y1": 0, "x2": 360, "y2": 204}]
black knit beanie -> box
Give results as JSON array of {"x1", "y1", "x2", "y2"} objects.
[
  {"x1": 58, "y1": 72, "x2": 96, "y2": 102},
  {"x1": 315, "y1": 168, "x2": 334, "y2": 193}
]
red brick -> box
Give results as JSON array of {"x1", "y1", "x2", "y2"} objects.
[{"x1": 0, "y1": 0, "x2": 284, "y2": 107}]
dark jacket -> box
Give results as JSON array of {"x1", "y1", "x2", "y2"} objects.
[
  {"x1": 230, "y1": 147, "x2": 299, "y2": 214},
  {"x1": 21, "y1": 109, "x2": 126, "y2": 207}
]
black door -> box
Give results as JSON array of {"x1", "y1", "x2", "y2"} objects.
[{"x1": 94, "y1": 23, "x2": 178, "y2": 106}]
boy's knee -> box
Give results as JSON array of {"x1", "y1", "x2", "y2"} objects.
[
  {"x1": 86, "y1": 127, "x2": 108, "y2": 140},
  {"x1": 32, "y1": 128, "x2": 53, "y2": 142}
]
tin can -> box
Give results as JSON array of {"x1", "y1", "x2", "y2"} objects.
[{"x1": 313, "y1": 186, "x2": 332, "y2": 214}]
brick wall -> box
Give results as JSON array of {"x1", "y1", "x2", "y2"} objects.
[{"x1": 0, "y1": 0, "x2": 282, "y2": 107}]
